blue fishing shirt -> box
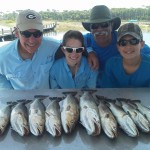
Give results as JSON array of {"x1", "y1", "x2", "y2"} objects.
[
  {"x1": 84, "y1": 31, "x2": 150, "y2": 87},
  {"x1": 101, "y1": 54, "x2": 150, "y2": 88},
  {"x1": 0, "y1": 37, "x2": 60, "y2": 90},
  {"x1": 50, "y1": 57, "x2": 98, "y2": 89}
]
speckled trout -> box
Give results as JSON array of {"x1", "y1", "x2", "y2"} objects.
[
  {"x1": 80, "y1": 91, "x2": 101, "y2": 136},
  {"x1": 106, "y1": 100, "x2": 139, "y2": 137},
  {"x1": 45, "y1": 99, "x2": 61, "y2": 137},
  {"x1": 60, "y1": 92, "x2": 79, "y2": 134},
  {"x1": 96, "y1": 96, "x2": 117, "y2": 138},
  {"x1": 118, "y1": 99, "x2": 150, "y2": 133},
  {"x1": 10, "y1": 101, "x2": 29, "y2": 136},
  {"x1": 29, "y1": 97, "x2": 45, "y2": 136},
  {"x1": 0, "y1": 102, "x2": 11, "y2": 135}
]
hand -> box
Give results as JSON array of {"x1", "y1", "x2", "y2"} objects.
[{"x1": 88, "y1": 52, "x2": 99, "y2": 70}]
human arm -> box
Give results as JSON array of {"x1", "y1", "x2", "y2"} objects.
[
  {"x1": 86, "y1": 69, "x2": 98, "y2": 88},
  {"x1": 0, "y1": 74, "x2": 13, "y2": 90},
  {"x1": 49, "y1": 65, "x2": 60, "y2": 89},
  {"x1": 83, "y1": 33, "x2": 99, "y2": 70}
]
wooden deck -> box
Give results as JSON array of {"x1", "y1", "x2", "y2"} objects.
[{"x1": 0, "y1": 22, "x2": 57, "y2": 42}]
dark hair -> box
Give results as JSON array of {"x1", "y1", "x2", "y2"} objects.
[
  {"x1": 62, "y1": 30, "x2": 87, "y2": 56},
  {"x1": 62, "y1": 30, "x2": 84, "y2": 46}
]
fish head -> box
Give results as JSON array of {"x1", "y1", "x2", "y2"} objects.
[
  {"x1": 45, "y1": 118, "x2": 61, "y2": 137},
  {"x1": 0, "y1": 117, "x2": 8, "y2": 135},
  {"x1": 61, "y1": 111, "x2": 78, "y2": 134},
  {"x1": 29, "y1": 115, "x2": 44, "y2": 136},
  {"x1": 11, "y1": 113, "x2": 29, "y2": 136}
]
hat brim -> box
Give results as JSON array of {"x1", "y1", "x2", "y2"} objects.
[
  {"x1": 82, "y1": 17, "x2": 121, "y2": 31},
  {"x1": 117, "y1": 32, "x2": 141, "y2": 42},
  {"x1": 17, "y1": 23, "x2": 44, "y2": 32}
]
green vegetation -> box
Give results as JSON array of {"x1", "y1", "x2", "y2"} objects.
[{"x1": 0, "y1": 7, "x2": 150, "y2": 32}]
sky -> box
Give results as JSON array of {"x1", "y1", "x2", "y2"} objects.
[{"x1": 1, "y1": 0, "x2": 150, "y2": 12}]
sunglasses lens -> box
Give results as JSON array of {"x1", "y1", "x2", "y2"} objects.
[
  {"x1": 65, "y1": 47, "x2": 73, "y2": 53},
  {"x1": 90, "y1": 22, "x2": 110, "y2": 29},
  {"x1": 33, "y1": 31, "x2": 43, "y2": 38},
  {"x1": 118, "y1": 38, "x2": 140, "y2": 46},
  {"x1": 118, "y1": 40, "x2": 127, "y2": 46},
  {"x1": 130, "y1": 39, "x2": 140, "y2": 45},
  {"x1": 20, "y1": 31, "x2": 43, "y2": 38},
  {"x1": 63, "y1": 47, "x2": 84, "y2": 53},
  {"x1": 76, "y1": 47, "x2": 84, "y2": 53}
]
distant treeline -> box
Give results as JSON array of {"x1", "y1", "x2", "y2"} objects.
[{"x1": 1, "y1": 7, "x2": 150, "y2": 21}]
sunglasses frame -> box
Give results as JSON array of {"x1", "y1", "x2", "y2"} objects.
[
  {"x1": 90, "y1": 22, "x2": 111, "y2": 30},
  {"x1": 20, "y1": 30, "x2": 43, "y2": 38},
  {"x1": 63, "y1": 46, "x2": 84, "y2": 53},
  {"x1": 118, "y1": 38, "x2": 140, "y2": 47}
]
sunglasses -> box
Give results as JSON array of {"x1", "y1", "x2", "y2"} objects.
[
  {"x1": 20, "y1": 30, "x2": 43, "y2": 38},
  {"x1": 90, "y1": 22, "x2": 110, "y2": 30},
  {"x1": 63, "y1": 46, "x2": 84, "y2": 53},
  {"x1": 118, "y1": 38, "x2": 140, "y2": 46}
]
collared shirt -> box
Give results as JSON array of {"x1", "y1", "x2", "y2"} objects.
[
  {"x1": 50, "y1": 57, "x2": 98, "y2": 89},
  {"x1": 101, "y1": 54, "x2": 150, "y2": 88},
  {"x1": 0, "y1": 37, "x2": 60, "y2": 90},
  {"x1": 83, "y1": 31, "x2": 150, "y2": 87}
]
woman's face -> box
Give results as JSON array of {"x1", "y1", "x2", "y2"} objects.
[{"x1": 62, "y1": 38, "x2": 84, "y2": 67}]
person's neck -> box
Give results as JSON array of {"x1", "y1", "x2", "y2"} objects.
[
  {"x1": 123, "y1": 56, "x2": 141, "y2": 74},
  {"x1": 18, "y1": 44, "x2": 34, "y2": 60},
  {"x1": 68, "y1": 63, "x2": 80, "y2": 78},
  {"x1": 96, "y1": 35, "x2": 112, "y2": 47}
]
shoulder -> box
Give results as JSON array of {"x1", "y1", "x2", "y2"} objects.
[
  {"x1": 0, "y1": 40, "x2": 18, "y2": 59},
  {"x1": 141, "y1": 54, "x2": 150, "y2": 63},
  {"x1": 141, "y1": 44, "x2": 150, "y2": 55}
]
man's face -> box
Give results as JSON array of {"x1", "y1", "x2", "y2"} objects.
[
  {"x1": 16, "y1": 29, "x2": 43, "y2": 55},
  {"x1": 90, "y1": 21, "x2": 113, "y2": 47}
]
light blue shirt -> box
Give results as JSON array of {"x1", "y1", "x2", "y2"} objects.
[
  {"x1": 101, "y1": 54, "x2": 150, "y2": 88},
  {"x1": 50, "y1": 57, "x2": 98, "y2": 89},
  {"x1": 0, "y1": 37, "x2": 60, "y2": 90}
]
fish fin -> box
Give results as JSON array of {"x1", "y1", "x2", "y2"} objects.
[
  {"x1": 81, "y1": 89, "x2": 97, "y2": 95},
  {"x1": 34, "y1": 95, "x2": 49, "y2": 99},
  {"x1": 62, "y1": 91, "x2": 77, "y2": 97}
]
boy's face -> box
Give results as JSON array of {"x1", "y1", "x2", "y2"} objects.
[
  {"x1": 117, "y1": 35, "x2": 145, "y2": 60},
  {"x1": 62, "y1": 38, "x2": 84, "y2": 67}
]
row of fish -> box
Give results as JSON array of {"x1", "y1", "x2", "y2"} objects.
[{"x1": 0, "y1": 91, "x2": 150, "y2": 139}]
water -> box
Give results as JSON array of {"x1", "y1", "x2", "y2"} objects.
[
  {"x1": 49, "y1": 31, "x2": 150, "y2": 46},
  {"x1": 0, "y1": 30, "x2": 150, "y2": 47}
]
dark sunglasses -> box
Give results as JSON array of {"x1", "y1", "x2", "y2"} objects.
[
  {"x1": 90, "y1": 22, "x2": 110, "y2": 30},
  {"x1": 118, "y1": 38, "x2": 140, "y2": 46},
  {"x1": 63, "y1": 46, "x2": 84, "y2": 53},
  {"x1": 20, "y1": 30, "x2": 43, "y2": 38}
]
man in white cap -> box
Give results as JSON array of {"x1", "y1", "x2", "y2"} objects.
[
  {"x1": 0, "y1": 9, "x2": 98, "y2": 90},
  {"x1": 82, "y1": 5, "x2": 150, "y2": 87}
]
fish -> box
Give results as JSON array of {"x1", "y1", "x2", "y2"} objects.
[
  {"x1": 118, "y1": 99, "x2": 150, "y2": 133},
  {"x1": 0, "y1": 102, "x2": 11, "y2": 135},
  {"x1": 45, "y1": 99, "x2": 61, "y2": 137},
  {"x1": 60, "y1": 92, "x2": 79, "y2": 134},
  {"x1": 29, "y1": 97, "x2": 45, "y2": 136},
  {"x1": 106, "y1": 99, "x2": 139, "y2": 137},
  {"x1": 79, "y1": 91, "x2": 101, "y2": 136},
  {"x1": 96, "y1": 96, "x2": 117, "y2": 138},
  {"x1": 10, "y1": 100, "x2": 29, "y2": 136},
  {"x1": 131, "y1": 100, "x2": 150, "y2": 123}
]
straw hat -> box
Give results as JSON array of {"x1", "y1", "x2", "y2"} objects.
[{"x1": 82, "y1": 5, "x2": 121, "y2": 31}]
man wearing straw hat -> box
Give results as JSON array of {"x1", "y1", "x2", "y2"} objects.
[{"x1": 82, "y1": 5, "x2": 150, "y2": 87}]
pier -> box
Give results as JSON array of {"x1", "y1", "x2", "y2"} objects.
[{"x1": 0, "y1": 22, "x2": 57, "y2": 42}]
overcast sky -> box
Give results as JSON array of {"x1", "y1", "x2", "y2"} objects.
[{"x1": 1, "y1": 0, "x2": 150, "y2": 12}]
